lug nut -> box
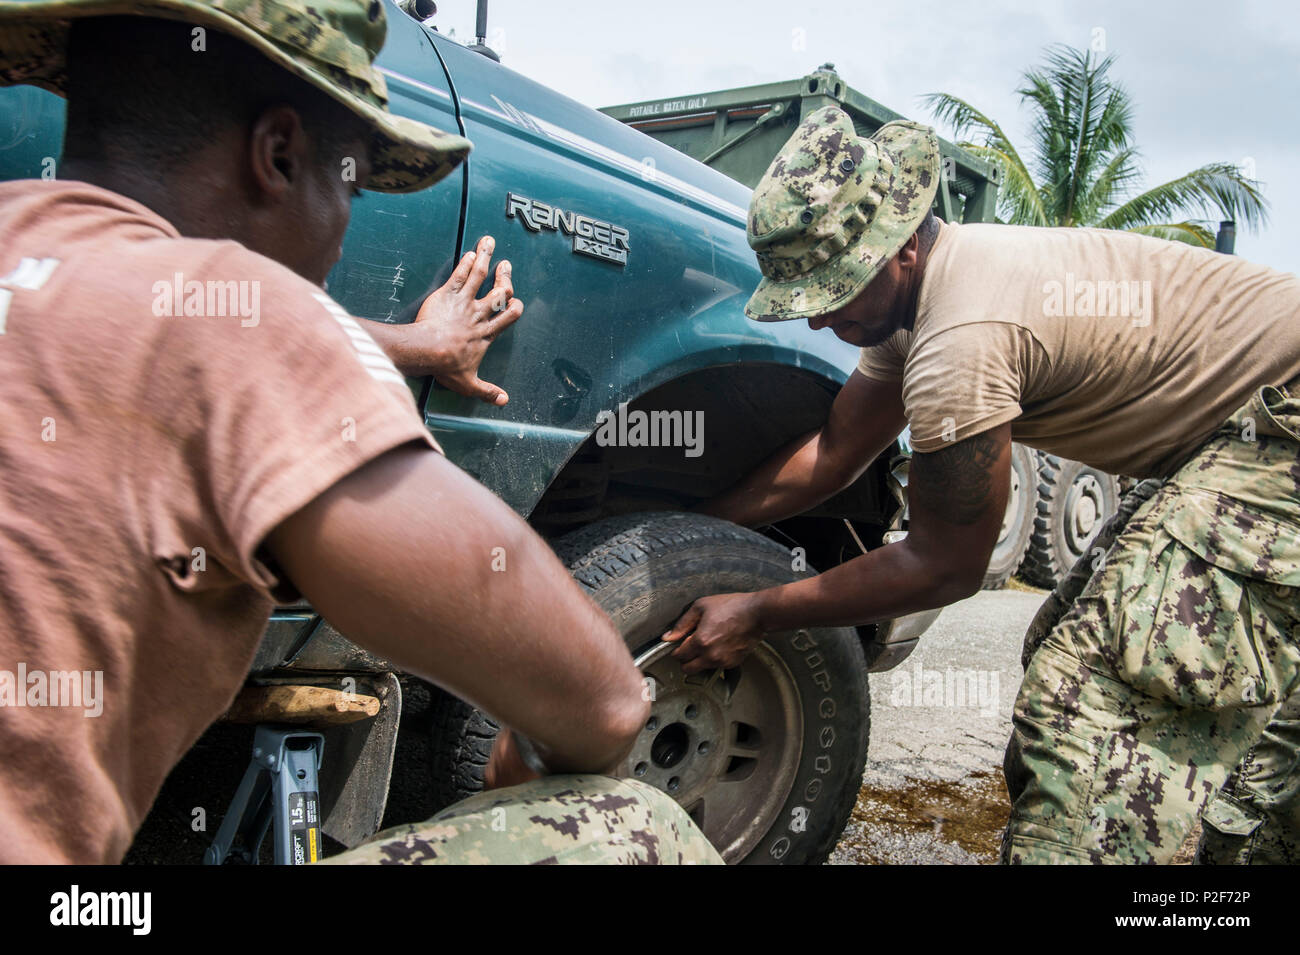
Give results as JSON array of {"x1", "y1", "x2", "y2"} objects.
[
  {"x1": 684, "y1": 704, "x2": 698, "y2": 719},
  {"x1": 667, "y1": 776, "x2": 680, "y2": 793},
  {"x1": 645, "y1": 716, "x2": 658, "y2": 732}
]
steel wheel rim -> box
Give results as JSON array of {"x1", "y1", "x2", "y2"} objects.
[
  {"x1": 1065, "y1": 472, "x2": 1104, "y2": 555},
  {"x1": 624, "y1": 640, "x2": 803, "y2": 862}
]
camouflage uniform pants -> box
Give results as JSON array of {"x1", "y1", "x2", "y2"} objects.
[
  {"x1": 1001, "y1": 382, "x2": 1300, "y2": 864},
  {"x1": 323, "y1": 774, "x2": 724, "y2": 865}
]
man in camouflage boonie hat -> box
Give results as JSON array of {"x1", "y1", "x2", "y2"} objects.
[
  {"x1": 744, "y1": 107, "x2": 940, "y2": 323},
  {"x1": 0, "y1": 3, "x2": 723, "y2": 866},
  {"x1": 0, "y1": 0, "x2": 469, "y2": 192},
  {"x1": 666, "y1": 99, "x2": 1300, "y2": 866}
]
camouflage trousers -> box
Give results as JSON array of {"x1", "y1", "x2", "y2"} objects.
[
  {"x1": 1002, "y1": 381, "x2": 1300, "y2": 864},
  {"x1": 323, "y1": 774, "x2": 724, "y2": 865}
]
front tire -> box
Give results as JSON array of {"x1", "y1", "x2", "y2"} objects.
[{"x1": 429, "y1": 512, "x2": 870, "y2": 865}]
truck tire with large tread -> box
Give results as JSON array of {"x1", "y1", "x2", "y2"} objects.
[
  {"x1": 1021, "y1": 452, "x2": 1120, "y2": 589},
  {"x1": 428, "y1": 511, "x2": 870, "y2": 865},
  {"x1": 427, "y1": 693, "x2": 500, "y2": 812},
  {"x1": 981, "y1": 442, "x2": 1037, "y2": 590}
]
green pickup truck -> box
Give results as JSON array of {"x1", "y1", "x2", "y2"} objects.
[{"x1": 2, "y1": 6, "x2": 964, "y2": 865}]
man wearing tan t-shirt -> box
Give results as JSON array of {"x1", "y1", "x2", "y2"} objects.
[
  {"x1": 663, "y1": 106, "x2": 1300, "y2": 863},
  {"x1": 0, "y1": 1, "x2": 720, "y2": 864}
]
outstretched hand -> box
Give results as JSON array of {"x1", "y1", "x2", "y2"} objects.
[{"x1": 404, "y1": 235, "x2": 524, "y2": 404}]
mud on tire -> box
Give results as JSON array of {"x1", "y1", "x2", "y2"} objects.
[{"x1": 428, "y1": 511, "x2": 870, "y2": 865}]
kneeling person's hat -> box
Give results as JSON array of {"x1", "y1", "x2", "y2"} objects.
[
  {"x1": 745, "y1": 107, "x2": 940, "y2": 321},
  {"x1": 0, "y1": 0, "x2": 472, "y2": 193}
]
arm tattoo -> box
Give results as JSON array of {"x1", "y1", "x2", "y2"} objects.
[{"x1": 911, "y1": 432, "x2": 1002, "y2": 526}]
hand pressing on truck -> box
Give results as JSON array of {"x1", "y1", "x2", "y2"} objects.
[
  {"x1": 359, "y1": 235, "x2": 524, "y2": 405},
  {"x1": 662, "y1": 592, "x2": 766, "y2": 675}
]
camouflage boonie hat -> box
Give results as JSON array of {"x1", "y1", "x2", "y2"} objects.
[
  {"x1": 745, "y1": 107, "x2": 940, "y2": 321},
  {"x1": 0, "y1": 0, "x2": 472, "y2": 193}
]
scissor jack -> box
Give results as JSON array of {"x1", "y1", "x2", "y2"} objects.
[{"x1": 204, "y1": 725, "x2": 325, "y2": 865}]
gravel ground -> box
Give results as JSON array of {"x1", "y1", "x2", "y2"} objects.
[
  {"x1": 829, "y1": 587, "x2": 1044, "y2": 865},
  {"x1": 829, "y1": 585, "x2": 1202, "y2": 864}
]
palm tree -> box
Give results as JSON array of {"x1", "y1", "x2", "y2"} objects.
[{"x1": 924, "y1": 45, "x2": 1267, "y2": 246}]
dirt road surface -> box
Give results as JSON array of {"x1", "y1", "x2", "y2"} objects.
[{"x1": 829, "y1": 587, "x2": 1044, "y2": 864}]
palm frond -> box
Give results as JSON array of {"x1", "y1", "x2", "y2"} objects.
[
  {"x1": 952, "y1": 142, "x2": 1049, "y2": 226},
  {"x1": 1125, "y1": 221, "x2": 1217, "y2": 247},
  {"x1": 922, "y1": 91, "x2": 1046, "y2": 225},
  {"x1": 1097, "y1": 163, "x2": 1268, "y2": 232},
  {"x1": 1018, "y1": 46, "x2": 1134, "y2": 226},
  {"x1": 1074, "y1": 146, "x2": 1140, "y2": 225},
  {"x1": 926, "y1": 45, "x2": 1270, "y2": 243}
]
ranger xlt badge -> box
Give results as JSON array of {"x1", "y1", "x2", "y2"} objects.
[{"x1": 506, "y1": 192, "x2": 630, "y2": 266}]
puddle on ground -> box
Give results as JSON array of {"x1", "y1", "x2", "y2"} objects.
[
  {"x1": 831, "y1": 769, "x2": 1202, "y2": 864},
  {"x1": 830, "y1": 770, "x2": 1010, "y2": 865}
]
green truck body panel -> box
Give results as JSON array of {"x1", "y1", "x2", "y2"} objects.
[{"x1": 0, "y1": 12, "x2": 873, "y2": 524}]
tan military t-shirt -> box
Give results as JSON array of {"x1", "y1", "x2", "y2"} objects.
[
  {"x1": 0, "y1": 180, "x2": 440, "y2": 863},
  {"x1": 858, "y1": 222, "x2": 1300, "y2": 477}
]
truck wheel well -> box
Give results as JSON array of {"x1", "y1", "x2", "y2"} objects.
[{"x1": 528, "y1": 363, "x2": 898, "y2": 551}]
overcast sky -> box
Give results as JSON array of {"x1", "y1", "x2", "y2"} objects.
[{"x1": 430, "y1": 0, "x2": 1297, "y2": 273}]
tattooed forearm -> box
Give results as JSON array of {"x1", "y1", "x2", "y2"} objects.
[{"x1": 911, "y1": 431, "x2": 1002, "y2": 525}]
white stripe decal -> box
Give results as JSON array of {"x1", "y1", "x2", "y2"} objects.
[
  {"x1": 0, "y1": 257, "x2": 61, "y2": 335},
  {"x1": 345, "y1": 339, "x2": 390, "y2": 361},
  {"x1": 347, "y1": 338, "x2": 390, "y2": 359},
  {"x1": 367, "y1": 369, "x2": 410, "y2": 387},
  {"x1": 478, "y1": 97, "x2": 748, "y2": 222},
  {"x1": 360, "y1": 359, "x2": 404, "y2": 378},
  {"x1": 378, "y1": 67, "x2": 453, "y2": 102},
  {"x1": 312, "y1": 292, "x2": 408, "y2": 387}
]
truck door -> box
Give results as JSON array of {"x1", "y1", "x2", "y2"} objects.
[
  {"x1": 326, "y1": 3, "x2": 465, "y2": 325},
  {"x1": 0, "y1": 85, "x2": 67, "y2": 182},
  {"x1": 423, "y1": 28, "x2": 755, "y2": 427}
]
